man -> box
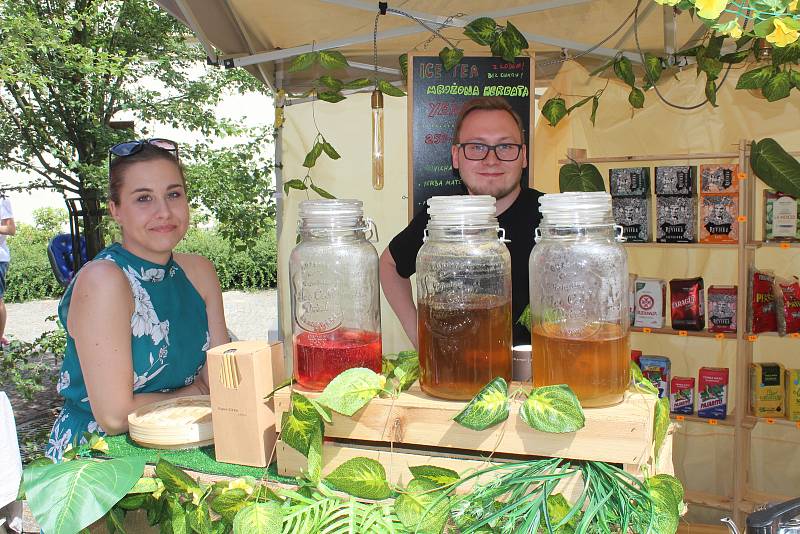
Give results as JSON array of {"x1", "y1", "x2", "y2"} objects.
[
  {"x1": 0, "y1": 194, "x2": 15, "y2": 347},
  {"x1": 380, "y1": 96, "x2": 543, "y2": 348}
]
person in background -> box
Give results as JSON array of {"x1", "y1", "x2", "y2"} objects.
[
  {"x1": 46, "y1": 140, "x2": 229, "y2": 461},
  {"x1": 380, "y1": 96, "x2": 543, "y2": 348},
  {"x1": 0, "y1": 194, "x2": 15, "y2": 348}
]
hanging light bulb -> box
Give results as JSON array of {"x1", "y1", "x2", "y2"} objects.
[{"x1": 371, "y1": 88, "x2": 384, "y2": 190}]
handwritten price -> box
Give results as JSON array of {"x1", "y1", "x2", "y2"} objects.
[{"x1": 425, "y1": 133, "x2": 452, "y2": 145}]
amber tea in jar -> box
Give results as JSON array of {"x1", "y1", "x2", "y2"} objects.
[
  {"x1": 416, "y1": 196, "x2": 512, "y2": 400},
  {"x1": 529, "y1": 192, "x2": 630, "y2": 407}
]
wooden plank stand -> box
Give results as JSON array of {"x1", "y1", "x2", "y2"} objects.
[{"x1": 274, "y1": 384, "x2": 674, "y2": 493}]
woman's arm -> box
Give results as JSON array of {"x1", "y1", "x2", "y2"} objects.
[
  {"x1": 68, "y1": 261, "x2": 204, "y2": 435},
  {"x1": 175, "y1": 253, "x2": 231, "y2": 393},
  {"x1": 0, "y1": 217, "x2": 15, "y2": 236}
]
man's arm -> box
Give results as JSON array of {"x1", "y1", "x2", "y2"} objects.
[
  {"x1": 379, "y1": 247, "x2": 418, "y2": 349},
  {"x1": 0, "y1": 218, "x2": 15, "y2": 236}
]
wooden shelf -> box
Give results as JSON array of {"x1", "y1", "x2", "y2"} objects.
[
  {"x1": 557, "y1": 152, "x2": 740, "y2": 165},
  {"x1": 631, "y1": 326, "x2": 736, "y2": 339},
  {"x1": 625, "y1": 242, "x2": 739, "y2": 249},
  {"x1": 746, "y1": 241, "x2": 800, "y2": 249},
  {"x1": 671, "y1": 413, "x2": 737, "y2": 427},
  {"x1": 745, "y1": 332, "x2": 800, "y2": 340},
  {"x1": 748, "y1": 415, "x2": 800, "y2": 429},
  {"x1": 683, "y1": 490, "x2": 734, "y2": 511}
]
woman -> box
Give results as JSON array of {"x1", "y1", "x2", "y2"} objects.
[{"x1": 46, "y1": 139, "x2": 229, "y2": 460}]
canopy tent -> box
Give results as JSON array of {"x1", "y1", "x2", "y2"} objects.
[{"x1": 154, "y1": 0, "x2": 711, "y2": 94}]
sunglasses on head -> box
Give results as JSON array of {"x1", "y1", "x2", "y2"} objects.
[{"x1": 109, "y1": 138, "x2": 179, "y2": 159}]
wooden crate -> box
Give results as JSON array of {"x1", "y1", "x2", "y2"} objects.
[{"x1": 274, "y1": 384, "x2": 674, "y2": 487}]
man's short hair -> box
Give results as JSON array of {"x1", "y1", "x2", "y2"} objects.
[{"x1": 452, "y1": 97, "x2": 526, "y2": 144}]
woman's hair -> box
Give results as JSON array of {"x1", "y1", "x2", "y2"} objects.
[{"x1": 108, "y1": 144, "x2": 186, "y2": 204}]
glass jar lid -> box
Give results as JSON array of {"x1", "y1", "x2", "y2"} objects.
[
  {"x1": 298, "y1": 199, "x2": 365, "y2": 231},
  {"x1": 538, "y1": 192, "x2": 614, "y2": 226},
  {"x1": 426, "y1": 195, "x2": 497, "y2": 227}
]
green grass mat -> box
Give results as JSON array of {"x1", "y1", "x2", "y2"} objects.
[{"x1": 102, "y1": 434, "x2": 297, "y2": 483}]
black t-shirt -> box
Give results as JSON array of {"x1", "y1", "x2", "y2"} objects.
[{"x1": 388, "y1": 187, "x2": 544, "y2": 345}]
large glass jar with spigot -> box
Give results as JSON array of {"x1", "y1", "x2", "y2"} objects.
[
  {"x1": 529, "y1": 192, "x2": 630, "y2": 407},
  {"x1": 416, "y1": 195, "x2": 512, "y2": 400},
  {"x1": 289, "y1": 199, "x2": 381, "y2": 391}
]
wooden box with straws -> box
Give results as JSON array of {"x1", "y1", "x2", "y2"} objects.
[{"x1": 207, "y1": 340, "x2": 285, "y2": 467}]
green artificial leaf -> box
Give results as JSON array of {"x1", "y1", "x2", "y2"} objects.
[
  {"x1": 187, "y1": 503, "x2": 212, "y2": 534},
  {"x1": 505, "y1": 21, "x2": 529, "y2": 50},
  {"x1": 318, "y1": 75, "x2": 343, "y2": 91},
  {"x1": 317, "y1": 91, "x2": 346, "y2": 103},
  {"x1": 706, "y1": 34, "x2": 725, "y2": 58},
  {"x1": 322, "y1": 139, "x2": 342, "y2": 160},
  {"x1": 628, "y1": 87, "x2": 645, "y2": 108},
  {"x1": 117, "y1": 493, "x2": 147, "y2": 511},
  {"x1": 653, "y1": 397, "x2": 670, "y2": 460},
  {"x1": 408, "y1": 465, "x2": 460, "y2": 488},
  {"x1": 394, "y1": 479, "x2": 450, "y2": 534},
  {"x1": 155, "y1": 459, "x2": 199, "y2": 495},
  {"x1": 378, "y1": 79, "x2": 406, "y2": 97},
  {"x1": 232, "y1": 502, "x2": 282, "y2": 534},
  {"x1": 589, "y1": 57, "x2": 615, "y2": 76},
  {"x1": 439, "y1": 47, "x2": 464, "y2": 71},
  {"x1": 464, "y1": 17, "x2": 498, "y2": 46},
  {"x1": 546, "y1": 493, "x2": 579, "y2": 533},
  {"x1": 106, "y1": 506, "x2": 126, "y2": 533},
  {"x1": 590, "y1": 96, "x2": 600, "y2": 126},
  {"x1": 491, "y1": 29, "x2": 519, "y2": 62},
  {"x1": 520, "y1": 385, "x2": 585, "y2": 433},
  {"x1": 541, "y1": 97, "x2": 568, "y2": 127},
  {"x1": 751, "y1": 0, "x2": 792, "y2": 12},
  {"x1": 316, "y1": 367, "x2": 385, "y2": 416},
  {"x1": 23, "y1": 457, "x2": 146, "y2": 534},
  {"x1": 754, "y1": 18, "x2": 776, "y2": 38},
  {"x1": 310, "y1": 183, "x2": 336, "y2": 199},
  {"x1": 399, "y1": 53, "x2": 409, "y2": 79},
  {"x1": 288, "y1": 52, "x2": 319, "y2": 73},
  {"x1": 167, "y1": 495, "x2": 188, "y2": 534},
  {"x1": 791, "y1": 69, "x2": 800, "y2": 89},
  {"x1": 283, "y1": 179, "x2": 308, "y2": 194},
  {"x1": 644, "y1": 53, "x2": 663, "y2": 84},
  {"x1": 303, "y1": 141, "x2": 324, "y2": 168},
  {"x1": 128, "y1": 477, "x2": 162, "y2": 494},
  {"x1": 698, "y1": 55, "x2": 723, "y2": 80},
  {"x1": 736, "y1": 65, "x2": 777, "y2": 89},
  {"x1": 649, "y1": 473, "x2": 685, "y2": 504},
  {"x1": 676, "y1": 45, "x2": 701, "y2": 56},
  {"x1": 559, "y1": 162, "x2": 605, "y2": 192},
  {"x1": 720, "y1": 49, "x2": 750, "y2": 63},
  {"x1": 613, "y1": 56, "x2": 636, "y2": 87},
  {"x1": 325, "y1": 457, "x2": 391, "y2": 499},
  {"x1": 393, "y1": 354, "x2": 421, "y2": 392},
  {"x1": 772, "y1": 41, "x2": 800, "y2": 65},
  {"x1": 566, "y1": 95, "x2": 594, "y2": 113},
  {"x1": 210, "y1": 488, "x2": 249, "y2": 523},
  {"x1": 307, "y1": 424, "x2": 323, "y2": 484},
  {"x1": 264, "y1": 377, "x2": 294, "y2": 401},
  {"x1": 517, "y1": 304, "x2": 532, "y2": 332},
  {"x1": 750, "y1": 138, "x2": 800, "y2": 197},
  {"x1": 281, "y1": 392, "x2": 323, "y2": 456},
  {"x1": 453, "y1": 377, "x2": 510, "y2": 430},
  {"x1": 310, "y1": 398, "x2": 333, "y2": 422},
  {"x1": 705, "y1": 78, "x2": 718, "y2": 107},
  {"x1": 630, "y1": 360, "x2": 659, "y2": 395},
  {"x1": 210, "y1": 520, "x2": 226, "y2": 534},
  {"x1": 648, "y1": 480, "x2": 680, "y2": 534},
  {"x1": 342, "y1": 77, "x2": 372, "y2": 89},
  {"x1": 762, "y1": 71, "x2": 793, "y2": 101},
  {"x1": 736, "y1": 34, "x2": 754, "y2": 50},
  {"x1": 319, "y1": 50, "x2": 349, "y2": 70}
]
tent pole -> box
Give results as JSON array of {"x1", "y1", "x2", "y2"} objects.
[{"x1": 273, "y1": 63, "x2": 285, "y2": 352}]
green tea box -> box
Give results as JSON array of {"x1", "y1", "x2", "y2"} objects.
[
  {"x1": 787, "y1": 369, "x2": 800, "y2": 422},
  {"x1": 750, "y1": 362, "x2": 785, "y2": 418}
]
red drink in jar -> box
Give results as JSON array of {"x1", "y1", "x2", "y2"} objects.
[{"x1": 293, "y1": 328, "x2": 382, "y2": 391}]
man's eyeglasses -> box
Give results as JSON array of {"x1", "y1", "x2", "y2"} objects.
[
  {"x1": 109, "y1": 138, "x2": 179, "y2": 160},
  {"x1": 456, "y1": 142, "x2": 523, "y2": 162}
]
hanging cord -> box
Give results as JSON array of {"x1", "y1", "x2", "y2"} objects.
[
  {"x1": 386, "y1": 7, "x2": 460, "y2": 50},
  {"x1": 373, "y1": 11, "x2": 380, "y2": 86}
]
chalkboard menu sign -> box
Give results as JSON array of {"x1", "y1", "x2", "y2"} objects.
[{"x1": 407, "y1": 53, "x2": 534, "y2": 219}]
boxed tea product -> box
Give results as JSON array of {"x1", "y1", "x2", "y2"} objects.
[
  {"x1": 634, "y1": 277, "x2": 666, "y2": 328},
  {"x1": 750, "y1": 362, "x2": 785, "y2": 418},
  {"x1": 613, "y1": 197, "x2": 651, "y2": 242},
  {"x1": 764, "y1": 190, "x2": 800, "y2": 242},
  {"x1": 708, "y1": 285, "x2": 737, "y2": 333},
  {"x1": 700, "y1": 194, "x2": 738, "y2": 244},
  {"x1": 670, "y1": 277, "x2": 705, "y2": 331},
  {"x1": 639, "y1": 355, "x2": 671, "y2": 399},
  {"x1": 670, "y1": 376, "x2": 695, "y2": 415},
  {"x1": 700, "y1": 164, "x2": 739, "y2": 194},
  {"x1": 656, "y1": 195, "x2": 697, "y2": 243},
  {"x1": 698, "y1": 367, "x2": 729, "y2": 419},
  {"x1": 774, "y1": 275, "x2": 800, "y2": 336},
  {"x1": 207, "y1": 341, "x2": 286, "y2": 467},
  {"x1": 748, "y1": 270, "x2": 777, "y2": 334},
  {"x1": 610, "y1": 167, "x2": 650, "y2": 197},
  {"x1": 655, "y1": 166, "x2": 697, "y2": 196},
  {"x1": 786, "y1": 369, "x2": 800, "y2": 422}
]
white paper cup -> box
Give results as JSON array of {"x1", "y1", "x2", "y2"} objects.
[{"x1": 512, "y1": 344, "x2": 532, "y2": 382}]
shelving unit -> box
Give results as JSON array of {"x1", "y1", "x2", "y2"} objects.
[{"x1": 560, "y1": 141, "x2": 800, "y2": 526}]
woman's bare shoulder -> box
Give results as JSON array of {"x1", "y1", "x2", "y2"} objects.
[
  {"x1": 174, "y1": 253, "x2": 220, "y2": 295},
  {"x1": 72, "y1": 259, "x2": 130, "y2": 293}
]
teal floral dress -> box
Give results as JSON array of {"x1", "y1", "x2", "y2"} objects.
[{"x1": 46, "y1": 243, "x2": 210, "y2": 461}]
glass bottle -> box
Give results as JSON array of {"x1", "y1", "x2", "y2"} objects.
[
  {"x1": 289, "y1": 199, "x2": 382, "y2": 391},
  {"x1": 417, "y1": 195, "x2": 512, "y2": 400},
  {"x1": 529, "y1": 192, "x2": 630, "y2": 407}
]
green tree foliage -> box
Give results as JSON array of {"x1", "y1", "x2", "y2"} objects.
[{"x1": 0, "y1": 0, "x2": 273, "y2": 252}]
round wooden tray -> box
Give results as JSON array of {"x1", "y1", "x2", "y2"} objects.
[{"x1": 128, "y1": 395, "x2": 213, "y2": 449}]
